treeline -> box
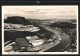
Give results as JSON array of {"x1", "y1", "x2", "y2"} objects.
[
  {"x1": 36, "y1": 25, "x2": 53, "y2": 39},
  {"x1": 50, "y1": 22, "x2": 76, "y2": 29}
]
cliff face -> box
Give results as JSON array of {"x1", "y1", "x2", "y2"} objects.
[
  {"x1": 4, "y1": 16, "x2": 31, "y2": 25},
  {"x1": 4, "y1": 16, "x2": 32, "y2": 42},
  {"x1": 4, "y1": 31, "x2": 37, "y2": 42}
]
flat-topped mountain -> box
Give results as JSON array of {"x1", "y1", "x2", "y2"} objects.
[{"x1": 4, "y1": 16, "x2": 31, "y2": 25}]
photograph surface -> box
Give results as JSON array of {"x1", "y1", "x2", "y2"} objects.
[{"x1": 2, "y1": 6, "x2": 78, "y2": 54}]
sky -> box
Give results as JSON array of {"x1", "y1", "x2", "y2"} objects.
[{"x1": 2, "y1": 6, "x2": 78, "y2": 19}]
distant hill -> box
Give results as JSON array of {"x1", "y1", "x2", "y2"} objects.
[
  {"x1": 4, "y1": 16, "x2": 31, "y2": 25},
  {"x1": 50, "y1": 22, "x2": 76, "y2": 29},
  {"x1": 68, "y1": 19, "x2": 76, "y2": 24},
  {"x1": 69, "y1": 19, "x2": 76, "y2": 22}
]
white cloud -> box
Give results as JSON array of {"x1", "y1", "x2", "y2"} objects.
[{"x1": 2, "y1": 6, "x2": 78, "y2": 19}]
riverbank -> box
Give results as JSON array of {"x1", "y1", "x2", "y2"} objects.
[{"x1": 40, "y1": 25, "x2": 71, "y2": 52}]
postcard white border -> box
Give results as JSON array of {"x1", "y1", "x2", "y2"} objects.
[{"x1": 2, "y1": 5, "x2": 79, "y2": 55}]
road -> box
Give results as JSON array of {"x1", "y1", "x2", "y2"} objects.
[{"x1": 40, "y1": 25, "x2": 71, "y2": 52}]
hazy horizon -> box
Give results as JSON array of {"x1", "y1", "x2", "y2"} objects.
[{"x1": 2, "y1": 6, "x2": 78, "y2": 20}]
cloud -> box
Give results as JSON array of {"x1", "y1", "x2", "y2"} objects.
[{"x1": 2, "y1": 6, "x2": 78, "y2": 19}]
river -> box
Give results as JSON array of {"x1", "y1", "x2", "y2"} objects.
[{"x1": 40, "y1": 25, "x2": 71, "y2": 52}]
